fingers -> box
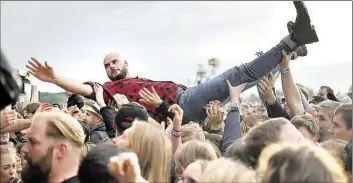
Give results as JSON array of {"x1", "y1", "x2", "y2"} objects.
[
  {"x1": 168, "y1": 104, "x2": 183, "y2": 115},
  {"x1": 26, "y1": 63, "x2": 37, "y2": 73},
  {"x1": 225, "y1": 79, "x2": 232, "y2": 90},
  {"x1": 139, "y1": 89, "x2": 153, "y2": 101},
  {"x1": 139, "y1": 99, "x2": 146, "y2": 105},
  {"x1": 151, "y1": 86, "x2": 157, "y2": 94},
  {"x1": 31, "y1": 57, "x2": 43, "y2": 67},
  {"x1": 44, "y1": 61, "x2": 53, "y2": 70}
]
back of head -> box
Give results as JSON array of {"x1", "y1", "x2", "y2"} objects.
[
  {"x1": 258, "y1": 142, "x2": 347, "y2": 183},
  {"x1": 78, "y1": 144, "x2": 130, "y2": 183},
  {"x1": 321, "y1": 85, "x2": 335, "y2": 95},
  {"x1": 24, "y1": 102, "x2": 40, "y2": 114},
  {"x1": 174, "y1": 140, "x2": 218, "y2": 177},
  {"x1": 320, "y1": 139, "x2": 348, "y2": 165},
  {"x1": 200, "y1": 158, "x2": 256, "y2": 183},
  {"x1": 231, "y1": 118, "x2": 288, "y2": 168},
  {"x1": 241, "y1": 114, "x2": 269, "y2": 136},
  {"x1": 129, "y1": 121, "x2": 171, "y2": 183},
  {"x1": 32, "y1": 111, "x2": 85, "y2": 152},
  {"x1": 291, "y1": 114, "x2": 320, "y2": 140},
  {"x1": 114, "y1": 102, "x2": 149, "y2": 133},
  {"x1": 181, "y1": 122, "x2": 205, "y2": 143}
]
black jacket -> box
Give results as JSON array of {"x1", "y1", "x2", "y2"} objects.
[
  {"x1": 90, "y1": 123, "x2": 109, "y2": 145},
  {"x1": 67, "y1": 94, "x2": 85, "y2": 109}
]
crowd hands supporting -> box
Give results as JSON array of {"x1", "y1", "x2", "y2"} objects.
[{"x1": 0, "y1": 1, "x2": 352, "y2": 183}]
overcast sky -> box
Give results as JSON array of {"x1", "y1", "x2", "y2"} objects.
[{"x1": 1, "y1": 1, "x2": 352, "y2": 96}]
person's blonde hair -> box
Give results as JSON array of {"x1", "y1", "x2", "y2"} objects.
[
  {"x1": 32, "y1": 111, "x2": 85, "y2": 149},
  {"x1": 128, "y1": 120, "x2": 171, "y2": 183},
  {"x1": 200, "y1": 158, "x2": 256, "y2": 183},
  {"x1": 257, "y1": 141, "x2": 348, "y2": 183},
  {"x1": 241, "y1": 114, "x2": 269, "y2": 136},
  {"x1": 174, "y1": 140, "x2": 218, "y2": 177},
  {"x1": 181, "y1": 122, "x2": 205, "y2": 143}
]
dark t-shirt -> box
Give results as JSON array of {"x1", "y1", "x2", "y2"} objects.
[
  {"x1": 61, "y1": 176, "x2": 80, "y2": 183},
  {"x1": 84, "y1": 77, "x2": 187, "y2": 120}
]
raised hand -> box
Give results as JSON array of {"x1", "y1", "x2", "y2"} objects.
[
  {"x1": 35, "y1": 103, "x2": 52, "y2": 113},
  {"x1": 26, "y1": 57, "x2": 56, "y2": 83},
  {"x1": 258, "y1": 77, "x2": 277, "y2": 105},
  {"x1": 280, "y1": 50, "x2": 291, "y2": 69},
  {"x1": 168, "y1": 104, "x2": 183, "y2": 131},
  {"x1": 93, "y1": 84, "x2": 106, "y2": 107},
  {"x1": 206, "y1": 101, "x2": 224, "y2": 128},
  {"x1": 0, "y1": 110, "x2": 16, "y2": 129},
  {"x1": 225, "y1": 80, "x2": 246, "y2": 104},
  {"x1": 111, "y1": 93, "x2": 130, "y2": 109},
  {"x1": 139, "y1": 86, "x2": 163, "y2": 107},
  {"x1": 109, "y1": 152, "x2": 147, "y2": 183}
]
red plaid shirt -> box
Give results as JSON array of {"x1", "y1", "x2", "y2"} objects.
[{"x1": 84, "y1": 77, "x2": 186, "y2": 120}]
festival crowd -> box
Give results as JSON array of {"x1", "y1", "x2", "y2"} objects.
[{"x1": 0, "y1": 1, "x2": 352, "y2": 183}]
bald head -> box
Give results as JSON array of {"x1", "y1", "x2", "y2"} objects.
[{"x1": 103, "y1": 53, "x2": 129, "y2": 81}]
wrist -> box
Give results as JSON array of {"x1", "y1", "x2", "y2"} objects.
[
  {"x1": 280, "y1": 67, "x2": 290, "y2": 74},
  {"x1": 173, "y1": 126, "x2": 181, "y2": 132},
  {"x1": 155, "y1": 100, "x2": 163, "y2": 108},
  {"x1": 267, "y1": 97, "x2": 276, "y2": 105}
]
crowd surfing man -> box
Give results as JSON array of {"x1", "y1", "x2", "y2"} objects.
[{"x1": 26, "y1": 1, "x2": 319, "y2": 124}]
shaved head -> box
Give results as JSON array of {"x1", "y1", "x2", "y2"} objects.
[{"x1": 103, "y1": 53, "x2": 129, "y2": 81}]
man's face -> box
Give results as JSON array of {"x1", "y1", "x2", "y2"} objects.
[
  {"x1": 329, "y1": 112, "x2": 352, "y2": 141},
  {"x1": 104, "y1": 54, "x2": 128, "y2": 81},
  {"x1": 241, "y1": 104, "x2": 252, "y2": 116},
  {"x1": 317, "y1": 108, "x2": 333, "y2": 140},
  {"x1": 86, "y1": 112, "x2": 99, "y2": 128},
  {"x1": 21, "y1": 121, "x2": 54, "y2": 183},
  {"x1": 317, "y1": 88, "x2": 328, "y2": 100},
  {"x1": 0, "y1": 133, "x2": 10, "y2": 145}
]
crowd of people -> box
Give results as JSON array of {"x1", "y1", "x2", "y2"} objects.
[{"x1": 0, "y1": 1, "x2": 352, "y2": 183}]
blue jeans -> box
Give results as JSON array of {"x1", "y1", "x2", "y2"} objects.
[{"x1": 177, "y1": 36, "x2": 297, "y2": 123}]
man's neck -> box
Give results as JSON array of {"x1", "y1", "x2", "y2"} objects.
[{"x1": 49, "y1": 159, "x2": 79, "y2": 183}]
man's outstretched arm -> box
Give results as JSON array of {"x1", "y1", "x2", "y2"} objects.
[{"x1": 26, "y1": 57, "x2": 93, "y2": 97}]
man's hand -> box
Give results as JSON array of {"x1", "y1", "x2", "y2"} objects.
[
  {"x1": 35, "y1": 104, "x2": 52, "y2": 114},
  {"x1": 138, "y1": 86, "x2": 163, "y2": 107},
  {"x1": 0, "y1": 110, "x2": 16, "y2": 129},
  {"x1": 267, "y1": 72, "x2": 280, "y2": 88},
  {"x1": 94, "y1": 84, "x2": 106, "y2": 107},
  {"x1": 26, "y1": 57, "x2": 56, "y2": 83},
  {"x1": 168, "y1": 104, "x2": 183, "y2": 132},
  {"x1": 109, "y1": 152, "x2": 146, "y2": 183},
  {"x1": 110, "y1": 94, "x2": 130, "y2": 109},
  {"x1": 206, "y1": 101, "x2": 223, "y2": 128},
  {"x1": 258, "y1": 77, "x2": 277, "y2": 105},
  {"x1": 225, "y1": 80, "x2": 246, "y2": 104},
  {"x1": 280, "y1": 50, "x2": 291, "y2": 69}
]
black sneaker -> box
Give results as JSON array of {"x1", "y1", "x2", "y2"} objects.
[
  {"x1": 291, "y1": 1, "x2": 319, "y2": 46},
  {"x1": 287, "y1": 20, "x2": 308, "y2": 60}
]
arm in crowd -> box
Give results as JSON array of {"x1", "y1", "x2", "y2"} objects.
[
  {"x1": 220, "y1": 80, "x2": 245, "y2": 156},
  {"x1": 267, "y1": 100, "x2": 291, "y2": 120},
  {"x1": 0, "y1": 119, "x2": 31, "y2": 134},
  {"x1": 26, "y1": 57, "x2": 93, "y2": 97},
  {"x1": 280, "y1": 51, "x2": 305, "y2": 117},
  {"x1": 168, "y1": 104, "x2": 183, "y2": 155},
  {"x1": 100, "y1": 106, "x2": 117, "y2": 138},
  {"x1": 221, "y1": 105, "x2": 241, "y2": 156},
  {"x1": 139, "y1": 86, "x2": 174, "y2": 119}
]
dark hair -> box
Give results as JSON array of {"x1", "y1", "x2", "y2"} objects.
[
  {"x1": 79, "y1": 122, "x2": 91, "y2": 143},
  {"x1": 291, "y1": 114, "x2": 320, "y2": 138},
  {"x1": 344, "y1": 140, "x2": 352, "y2": 173},
  {"x1": 24, "y1": 102, "x2": 40, "y2": 114},
  {"x1": 334, "y1": 104, "x2": 352, "y2": 129},
  {"x1": 226, "y1": 118, "x2": 288, "y2": 168},
  {"x1": 320, "y1": 86, "x2": 334, "y2": 95},
  {"x1": 78, "y1": 144, "x2": 131, "y2": 183}
]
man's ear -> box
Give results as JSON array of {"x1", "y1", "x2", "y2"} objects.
[{"x1": 54, "y1": 143, "x2": 68, "y2": 159}]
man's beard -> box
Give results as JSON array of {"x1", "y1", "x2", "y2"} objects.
[
  {"x1": 21, "y1": 147, "x2": 53, "y2": 183},
  {"x1": 108, "y1": 66, "x2": 128, "y2": 81}
]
